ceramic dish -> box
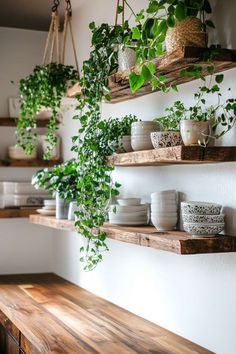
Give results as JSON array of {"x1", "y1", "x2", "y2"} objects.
[
  {"x1": 117, "y1": 198, "x2": 141, "y2": 206},
  {"x1": 108, "y1": 220, "x2": 148, "y2": 226},
  {"x1": 182, "y1": 213, "x2": 225, "y2": 223},
  {"x1": 183, "y1": 222, "x2": 225, "y2": 237},
  {"x1": 109, "y1": 210, "x2": 147, "y2": 218},
  {"x1": 37, "y1": 208, "x2": 56, "y2": 216},
  {"x1": 151, "y1": 205, "x2": 178, "y2": 212},
  {"x1": 8, "y1": 145, "x2": 37, "y2": 160},
  {"x1": 151, "y1": 131, "x2": 182, "y2": 149},
  {"x1": 181, "y1": 201, "x2": 222, "y2": 215},
  {"x1": 110, "y1": 204, "x2": 147, "y2": 213}
]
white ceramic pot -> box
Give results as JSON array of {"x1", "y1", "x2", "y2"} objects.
[
  {"x1": 8, "y1": 145, "x2": 37, "y2": 160},
  {"x1": 117, "y1": 198, "x2": 141, "y2": 206},
  {"x1": 118, "y1": 45, "x2": 136, "y2": 71},
  {"x1": 131, "y1": 121, "x2": 162, "y2": 151},
  {"x1": 68, "y1": 201, "x2": 79, "y2": 221},
  {"x1": 151, "y1": 131, "x2": 182, "y2": 149},
  {"x1": 180, "y1": 120, "x2": 210, "y2": 146},
  {"x1": 151, "y1": 215, "x2": 178, "y2": 231},
  {"x1": 38, "y1": 135, "x2": 60, "y2": 160},
  {"x1": 116, "y1": 135, "x2": 132, "y2": 153},
  {"x1": 56, "y1": 193, "x2": 69, "y2": 219}
]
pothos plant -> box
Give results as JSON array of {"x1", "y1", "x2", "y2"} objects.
[
  {"x1": 32, "y1": 159, "x2": 79, "y2": 201},
  {"x1": 129, "y1": 0, "x2": 214, "y2": 93},
  {"x1": 17, "y1": 63, "x2": 78, "y2": 159}
]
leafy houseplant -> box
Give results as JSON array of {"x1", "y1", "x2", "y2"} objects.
[
  {"x1": 129, "y1": 0, "x2": 213, "y2": 93},
  {"x1": 17, "y1": 63, "x2": 78, "y2": 159},
  {"x1": 32, "y1": 159, "x2": 79, "y2": 202}
]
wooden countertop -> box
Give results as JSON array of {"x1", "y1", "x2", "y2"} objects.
[{"x1": 0, "y1": 273, "x2": 212, "y2": 354}]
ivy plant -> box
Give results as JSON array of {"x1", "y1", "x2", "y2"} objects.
[
  {"x1": 17, "y1": 63, "x2": 78, "y2": 159},
  {"x1": 129, "y1": 0, "x2": 213, "y2": 93}
]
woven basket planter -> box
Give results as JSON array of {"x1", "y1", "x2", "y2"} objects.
[{"x1": 165, "y1": 17, "x2": 207, "y2": 54}]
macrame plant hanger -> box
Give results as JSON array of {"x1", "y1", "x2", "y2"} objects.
[
  {"x1": 115, "y1": 0, "x2": 125, "y2": 26},
  {"x1": 42, "y1": 0, "x2": 80, "y2": 79}
]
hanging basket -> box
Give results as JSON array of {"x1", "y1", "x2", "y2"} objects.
[{"x1": 165, "y1": 17, "x2": 207, "y2": 54}]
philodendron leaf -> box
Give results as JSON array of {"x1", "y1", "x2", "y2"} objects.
[
  {"x1": 132, "y1": 26, "x2": 141, "y2": 40},
  {"x1": 117, "y1": 5, "x2": 123, "y2": 14},
  {"x1": 175, "y1": 4, "x2": 186, "y2": 21},
  {"x1": 129, "y1": 72, "x2": 145, "y2": 93},
  {"x1": 215, "y1": 74, "x2": 224, "y2": 84},
  {"x1": 141, "y1": 65, "x2": 153, "y2": 82}
]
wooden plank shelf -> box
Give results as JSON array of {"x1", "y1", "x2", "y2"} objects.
[
  {"x1": 0, "y1": 117, "x2": 60, "y2": 127},
  {"x1": 0, "y1": 208, "x2": 38, "y2": 218},
  {"x1": 30, "y1": 215, "x2": 236, "y2": 255},
  {"x1": 108, "y1": 146, "x2": 236, "y2": 167},
  {"x1": 0, "y1": 273, "x2": 211, "y2": 353},
  {"x1": 67, "y1": 46, "x2": 236, "y2": 103},
  {"x1": 0, "y1": 159, "x2": 61, "y2": 167}
]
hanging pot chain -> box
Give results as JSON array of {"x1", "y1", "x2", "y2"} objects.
[
  {"x1": 65, "y1": 0, "x2": 72, "y2": 15},
  {"x1": 52, "y1": 0, "x2": 60, "y2": 12}
]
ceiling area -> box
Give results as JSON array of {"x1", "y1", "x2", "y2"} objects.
[{"x1": 0, "y1": 0, "x2": 65, "y2": 31}]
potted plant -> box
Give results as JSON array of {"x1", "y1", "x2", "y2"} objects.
[
  {"x1": 17, "y1": 63, "x2": 78, "y2": 159},
  {"x1": 32, "y1": 160, "x2": 78, "y2": 219},
  {"x1": 129, "y1": 0, "x2": 214, "y2": 93},
  {"x1": 151, "y1": 101, "x2": 183, "y2": 148}
]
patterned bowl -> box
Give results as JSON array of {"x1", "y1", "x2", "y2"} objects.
[
  {"x1": 181, "y1": 202, "x2": 222, "y2": 215},
  {"x1": 183, "y1": 222, "x2": 225, "y2": 237},
  {"x1": 151, "y1": 131, "x2": 182, "y2": 149},
  {"x1": 182, "y1": 213, "x2": 225, "y2": 223}
]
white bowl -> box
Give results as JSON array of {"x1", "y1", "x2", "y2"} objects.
[
  {"x1": 110, "y1": 204, "x2": 147, "y2": 213},
  {"x1": 183, "y1": 222, "x2": 225, "y2": 237},
  {"x1": 151, "y1": 218, "x2": 178, "y2": 231},
  {"x1": 151, "y1": 211, "x2": 177, "y2": 217},
  {"x1": 117, "y1": 198, "x2": 141, "y2": 206},
  {"x1": 109, "y1": 210, "x2": 147, "y2": 218},
  {"x1": 181, "y1": 201, "x2": 222, "y2": 215},
  {"x1": 182, "y1": 213, "x2": 225, "y2": 223},
  {"x1": 151, "y1": 204, "x2": 178, "y2": 212}
]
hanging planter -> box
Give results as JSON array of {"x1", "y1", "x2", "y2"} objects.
[{"x1": 16, "y1": 0, "x2": 79, "y2": 159}]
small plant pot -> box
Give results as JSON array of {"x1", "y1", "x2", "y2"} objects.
[
  {"x1": 56, "y1": 193, "x2": 69, "y2": 219},
  {"x1": 180, "y1": 120, "x2": 210, "y2": 146},
  {"x1": 118, "y1": 45, "x2": 136, "y2": 71},
  {"x1": 116, "y1": 135, "x2": 133, "y2": 153},
  {"x1": 68, "y1": 201, "x2": 79, "y2": 221},
  {"x1": 151, "y1": 131, "x2": 182, "y2": 149},
  {"x1": 165, "y1": 17, "x2": 207, "y2": 54}
]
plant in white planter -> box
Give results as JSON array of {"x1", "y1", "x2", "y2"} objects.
[{"x1": 152, "y1": 101, "x2": 183, "y2": 148}]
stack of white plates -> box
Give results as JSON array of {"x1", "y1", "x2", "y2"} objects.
[
  {"x1": 151, "y1": 190, "x2": 178, "y2": 231},
  {"x1": 109, "y1": 198, "x2": 148, "y2": 225},
  {"x1": 37, "y1": 199, "x2": 56, "y2": 216},
  {"x1": 181, "y1": 201, "x2": 224, "y2": 237}
]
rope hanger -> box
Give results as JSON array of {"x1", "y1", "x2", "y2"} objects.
[
  {"x1": 115, "y1": 0, "x2": 125, "y2": 26},
  {"x1": 43, "y1": 0, "x2": 80, "y2": 78}
]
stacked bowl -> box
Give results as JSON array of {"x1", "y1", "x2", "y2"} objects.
[
  {"x1": 109, "y1": 198, "x2": 149, "y2": 225},
  {"x1": 181, "y1": 201, "x2": 225, "y2": 237},
  {"x1": 131, "y1": 121, "x2": 162, "y2": 151},
  {"x1": 151, "y1": 190, "x2": 178, "y2": 231}
]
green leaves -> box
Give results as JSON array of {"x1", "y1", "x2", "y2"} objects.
[
  {"x1": 175, "y1": 4, "x2": 186, "y2": 21},
  {"x1": 129, "y1": 72, "x2": 145, "y2": 93},
  {"x1": 215, "y1": 74, "x2": 224, "y2": 84},
  {"x1": 132, "y1": 26, "x2": 141, "y2": 40}
]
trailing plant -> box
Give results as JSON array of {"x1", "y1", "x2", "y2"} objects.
[
  {"x1": 17, "y1": 63, "x2": 78, "y2": 159},
  {"x1": 32, "y1": 160, "x2": 79, "y2": 201},
  {"x1": 154, "y1": 101, "x2": 185, "y2": 131},
  {"x1": 129, "y1": 0, "x2": 213, "y2": 93}
]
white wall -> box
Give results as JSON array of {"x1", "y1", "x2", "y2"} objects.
[
  {"x1": 51, "y1": 1, "x2": 236, "y2": 353},
  {"x1": 0, "y1": 27, "x2": 53, "y2": 274}
]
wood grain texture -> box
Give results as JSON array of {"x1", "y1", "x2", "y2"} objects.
[
  {"x1": 108, "y1": 146, "x2": 236, "y2": 167},
  {"x1": 0, "y1": 208, "x2": 38, "y2": 218},
  {"x1": 0, "y1": 117, "x2": 60, "y2": 127},
  {"x1": 67, "y1": 46, "x2": 236, "y2": 103},
  {"x1": 0, "y1": 273, "x2": 213, "y2": 353},
  {"x1": 30, "y1": 215, "x2": 236, "y2": 255}
]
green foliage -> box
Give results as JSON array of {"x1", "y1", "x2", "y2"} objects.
[
  {"x1": 129, "y1": 0, "x2": 213, "y2": 93},
  {"x1": 17, "y1": 63, "x2": 78, "y2": 159},
  {"x1": 32, "y1": 160, "x2": 79, "y2": 201},
  {"x1": 154, "y1": 101, "x2": 185, "y2": 131}
]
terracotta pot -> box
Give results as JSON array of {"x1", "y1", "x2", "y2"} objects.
[
  {"x1": 165, "y1": 17, "x2": 207, "y2": 54},
  {"x1": 180, "y1": 120, "x2": 210, "y2": 146}
]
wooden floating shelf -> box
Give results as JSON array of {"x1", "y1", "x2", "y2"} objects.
[
  {"x1": 30, "y1": 215, "x2": 236, "y2": 255},
  {"x1": 0, "y1": 117, "x2": 60, "y2": 127},
  {"x1": 0, "y1": 208, "x2": 38, "y2": 218},
  {"x1": 67, "y1": 46, "x2": 236, "y2": 103},
  {"x1": 0, "y1": 159, "x2": 61, "y2": 167},
  {"x1": 108, "y1": 146, "x2": 236, "y2": 167}
]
